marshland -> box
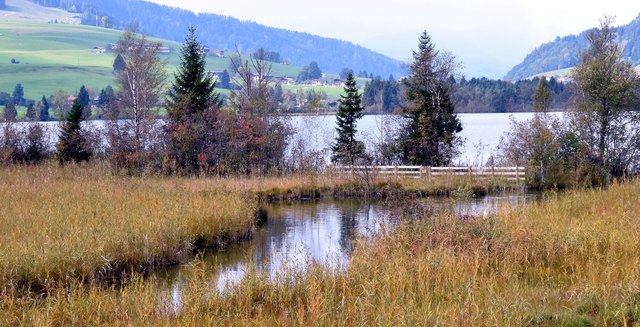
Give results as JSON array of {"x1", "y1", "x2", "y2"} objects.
[{"x1": 3, "y1": 0, "x2": 640, "y2": 325}]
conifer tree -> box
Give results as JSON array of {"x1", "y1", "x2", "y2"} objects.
[
  {"x1": 25, "y1": 103, "x2": 36, "y2": 121},
  {"x1": 167, "y1": 26, "x2": 221, "y2": 117},
  {"x1": 3, "y1": 101, "x2": 17, "y2": 122},
  {"x1": 331, "y1": 73, "x2": 367, "y2": 165},
  {"x1": 399, "y1": 31, "x2": 462, "y2": 166},
  {"x1": 77, "y1": 85, "x2": 91, "y2": 119},
  {"x1": 113, "y1": 53, "x2": 126, "y2": 72},
  {"x1": 533, "y1": 77, "x2": 552, "y2": 113},
  {"x1": 11, "y1": 83, "x2": 24, "y2": 106},
  {"x1": 38, "y1": 96, "x2": 51, "y2": 121},
  {"x1": 56, "y1": 99, "x2": 92, "y2": 163},
  {"x1": 165, "y1": 26, "x2": 221, "y2": 174}
]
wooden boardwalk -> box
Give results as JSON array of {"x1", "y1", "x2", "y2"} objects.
[{"x1": 333, "y1": 165, "x2": 526, "y2": 182}]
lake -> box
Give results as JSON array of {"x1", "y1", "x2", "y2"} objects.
[
  {"x1": 13, "y1": 112, "x2": 559, "y2": 165},
  {"x1": 289, "y1": 112, "x2": 557, "y2": 165}
]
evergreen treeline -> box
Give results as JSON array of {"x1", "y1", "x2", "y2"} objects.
[
  {"x1": 505, "y1": 13, "x2": 640, "y2": 80},
  {"x1": 362, "y1": 76, "x2": 572, "y2": 113},
  {"x1": 28, "y1": 0, "x2": 405, "y2": 77},
  {"x1": 454, "y1": 77, "x2": 571, "y2": 113}
]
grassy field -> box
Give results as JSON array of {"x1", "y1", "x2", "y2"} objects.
[
  {"x1": 0, "y1": 163, "x2": 256, "y2": 295},
  {"x1": 0, "y1": 20, "x2": 313, "y2": 101},
  {"x1": 2, "y1": 174, "x2": 639, "y2": 324}
]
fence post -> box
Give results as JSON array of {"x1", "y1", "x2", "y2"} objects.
[
  {"x1": 419, "y1": 166, "x2": 423, "y2": 179},
  {"x1": 468, "y1": 166, "x2": 472, "y2": 177},
  {"x1": 427, "y1": 166, "x2": 432, "y2": 180},
  {"x1": 394, "y1": 165, "x2": 398, "y2": 179},
  {"x1": 515, "y1": 166, "x2": 520, "y2": 184}
]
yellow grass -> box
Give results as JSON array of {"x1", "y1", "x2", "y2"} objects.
[
  {"x1": 3, "y1": 175, "x2": 639, "y2": 324},
  {"x1": 0, "y1": 163, "x2": 256, "y2": 294}
]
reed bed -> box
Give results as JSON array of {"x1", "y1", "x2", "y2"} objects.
[
  {"x1": 4, "y1": 177, "x2": 639, "y2": 325},
  {"x1": 0, "y1": 164, "x2": 256, "y2": 295}
]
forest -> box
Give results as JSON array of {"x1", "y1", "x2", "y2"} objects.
[
  {"x1": 505, "y1": 13, "x2": 640, "y2": 79},
  {"x1": 362, "y1": 75, "x2": 572, "y2": 113}
]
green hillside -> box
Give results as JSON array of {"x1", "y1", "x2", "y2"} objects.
[{"x1": 0, "y1": 20, "x2": 305, "y2": 100}]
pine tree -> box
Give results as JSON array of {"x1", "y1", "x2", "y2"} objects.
[
  {"x1": 11, "y1": 83, "x2": 24, "y2": 106},
  {"x1": 77, "y1": 85, "x2": 91, "y2": 119},
  {"x1": 113, "y1": 53, "x2": 126, "y2": 72},
  {"x1": 399, "y1": 31, "x2": 462, "y2": 166},
  {"x1": 533, "y1": 77, "x2": 552, "y2": 113},
  {"x1": 219, "y1": 69, "x2": 231, "y2": 89},
  {"x1": 167, "y1": 26, "x2": 221, "y2": 117},
  {"x1": 331, "y1": 73, "x2": 367, "y2": 165},
  {"x1": 165, "y1": 26, "x2": 221, "y2": 173},
  {"x1": 56, "y1": 99, "x2": 92, "y2": 163},
  {"x1": 38, "y1": 96, "x2": 51, "y2": 121},
  {"x1": 25, "y1": 103, "x2": 36, "y2": 121},
  {"x1": 3, "y1": 101, "x2": 17, "y2": 122},
  {"x1": 98, "y1": 86, "x2": 114, "y2": 108}
]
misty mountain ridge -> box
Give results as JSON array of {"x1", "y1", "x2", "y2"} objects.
[
  {"x1": 27, "y1": 0, "x2": 405, "y2": 78},
  {"x1": 505, "y1": 13, "x2": 640, "y2": 80}
]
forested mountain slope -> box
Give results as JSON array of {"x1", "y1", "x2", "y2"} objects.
[{"x1": 505, "y1": 14, "x2": 640, "y2": 80}]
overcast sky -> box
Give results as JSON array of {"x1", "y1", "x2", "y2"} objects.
[{"x1": 146, "y1": 0, "x2": 640, "y2": 78}]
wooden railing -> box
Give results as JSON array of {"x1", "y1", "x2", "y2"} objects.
[{"x1": 332, "y1": 165, "x2": 526, "y2": 182}]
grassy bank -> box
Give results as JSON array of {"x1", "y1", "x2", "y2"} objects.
[
  {"x1": 4, "y1": 174, "x2": 639, "y2": 324},
  {"x1": 0, "y1": 164, "x2": 256, "y2": 295},
  {"x1": 217, "y1": 172, "x2": 518, "y2": 203}
]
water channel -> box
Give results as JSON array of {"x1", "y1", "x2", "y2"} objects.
[{"x1": 155, "y1": 192, "x2": 540, "y2": 309}]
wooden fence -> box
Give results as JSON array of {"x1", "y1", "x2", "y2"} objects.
[{"x1": 333, "y1": 165, "x2": 526, "y2": 182}]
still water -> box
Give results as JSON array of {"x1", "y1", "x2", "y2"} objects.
[
  {"x1": 157, "y1": 192, "x2": 539, "y2": 308},
  {"x1": 288, "y1": 112, "x2": 559, "y2": 164},
  {"x1": 15, "y1": 112, "x2": 561, "y2": 165}
]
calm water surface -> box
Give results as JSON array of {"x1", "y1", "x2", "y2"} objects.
[
  {"x1": 157, "y1": 192, "x2": 540, "y2": 310},
  {"x1": 16, "y1": 112, "x2": 563, "y2": 165}
]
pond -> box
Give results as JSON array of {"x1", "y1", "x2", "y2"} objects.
[{"x1": 156, "y1": 192, "x2": 540, "y2": 309}]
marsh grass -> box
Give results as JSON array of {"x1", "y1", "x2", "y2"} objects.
[
  {"x1": 221, "y1": 171, "x2": 517, "y2": 202},
  {"x1": 0, "y1": 163, "x2": 256, "y2": 295},
  {"x1": 4, "y1": 175, "x2": 639, "y2": 325}
]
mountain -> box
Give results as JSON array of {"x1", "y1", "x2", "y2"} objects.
[
  {"x1": 27, "y1": 0, "x2": 405, "y2": 78},
  {"x1": 505, "y1": 14, "x2": 640, "y2": 80}
]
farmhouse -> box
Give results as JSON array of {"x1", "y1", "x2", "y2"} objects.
[
  {"x1": 211, "y1": 49, "x2": 225, "y2": 57},
  {"x1": 332, "y1": 78, "x2": 347, "y2": 87},
  {"x1": 92, "y1": 47, "x2": 106, "y2": 54},
  {"x1": 207, "y1": 70, "x2": 225, "y2": 78}
]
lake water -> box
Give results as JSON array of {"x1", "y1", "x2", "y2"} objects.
[
  {"x1": 156, "y1": 192, "x2": 540, "y2": 309},
  {"x1": 288, "y1": 112, "x2": 556, "y2": 165},
  {"x1": 12, "y1": 112, "x2": 559, "y2": 165}
]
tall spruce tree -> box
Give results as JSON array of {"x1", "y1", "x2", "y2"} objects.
[
  {"x1": 25, "y1": 103, "x2": 36, "y2": 121},
  {"x1": 3, "y1": 101, "x2": 17, "y2": 122},
  {"x1": 12, "y1": 83, "x2": 24, "y2": 106},
  {"x1": 38, "y1": 96, "x2": 51, "y2": 121},
  {"x1": 331, "y1": 73, "x2": 367, "y2": 165},
  {"x1": 56, "y1": 99, "x2": 92, "y2": 163},
  {"x1": 399, "y1": 31, "x2": 462, "y2": 166},
  {"x1": 113, "y1": 53, "x2": 126, "y2": 72},
  {"x1": 165, "y1": 26, "x2": 221, "y2": 174},
  {"x1": 533, "y1": 77, "x2": 552, "y2": 113},
  {"x1": 77, "y1": 85, "x2": 91, "y2": 119}
]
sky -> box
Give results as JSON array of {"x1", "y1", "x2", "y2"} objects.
[{"x1": 146, "y1": 0, "x2": 640, "y2": 79}]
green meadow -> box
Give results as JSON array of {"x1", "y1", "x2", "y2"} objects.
[{"x1": 0, "y1": 21, "x2": 304, "y2": 100}]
